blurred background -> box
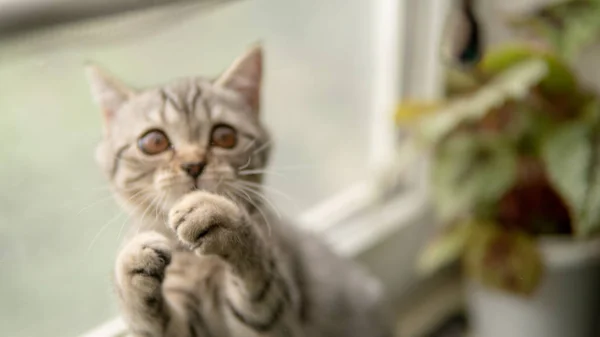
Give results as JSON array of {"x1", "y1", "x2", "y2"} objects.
[{"x1": 1, "y1": 0, "x2": 600, "y2": 337}]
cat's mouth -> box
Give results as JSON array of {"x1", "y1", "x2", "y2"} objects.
[
  {"x1": 188, "y1": 176, "x2": 235, "y2": 195},
  {"x1": 152, "y1": 171, "x2": 238, "y2": 208}
]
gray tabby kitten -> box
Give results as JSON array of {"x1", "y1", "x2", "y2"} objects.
[{"x1": 86, "y1": 45, "x2": 394, "y2": 337}]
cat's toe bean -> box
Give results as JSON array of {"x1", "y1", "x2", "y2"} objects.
[
  {"x1": 168, "y1": 191, "x2": 243, "y2": 252},
  {"x1": 116, "y1": 231, "x2": 172, "y2": 288}
]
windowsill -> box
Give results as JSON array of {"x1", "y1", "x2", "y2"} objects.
[{"x1": 395, "y1": 266, "x2": 465, "y2": 337}]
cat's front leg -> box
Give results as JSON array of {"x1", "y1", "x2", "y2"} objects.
[
  {"x1": 115, "y1": 231, "x2": 187, "y2": 337},
  {"x1": 168, "y1": 191, "x2": 299, "y2": 336}
]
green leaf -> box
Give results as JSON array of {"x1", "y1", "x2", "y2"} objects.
[
  {"x1": 510, "y1": 0, "x2": 600, "y2": 61},
  {"x1": 416, "y1": 59, "x2": 548, "y2": 145},
  {"x1": 445, "y1": 67, "x2": 480, "y2": 96},
  {"x1": 464, "y1": 224, "x2": 543, "y2": 295},
  {"x1": 542, "y1": 117, "x2": 600, "y2": 237},
  {"x1": 478, "y1": 44, "x2": 576, "y2": 94},
  {"x1": 432, "y1": 133, "x2": 518, "y2": 221},
  {"x1": 395, "y1": 100, "x2": 443, "y2": 126},
  {"x1": 417, "y1": 220, "x2": 474, "y2": 275}
]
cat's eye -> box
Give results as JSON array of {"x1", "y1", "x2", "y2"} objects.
[
  {"x1": 211, "y1": 124, "x2": 237, "y2": 149},
  {"x1": 138, "y1": 129, "x2": 171, "y2": 155}
]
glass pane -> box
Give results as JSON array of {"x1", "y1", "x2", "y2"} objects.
[{"x1": 0, "y1": 1, "x2": 377, "y2": 336}]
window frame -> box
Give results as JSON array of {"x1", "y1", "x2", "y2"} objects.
[{"x1": 0, "y1": 0, "x2": 237, "y2": 37}]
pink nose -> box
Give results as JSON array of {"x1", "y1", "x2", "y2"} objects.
[{"x1": 181, "y1": 161, "x2": 206, "y2": 179}]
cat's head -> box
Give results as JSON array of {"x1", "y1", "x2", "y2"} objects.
[{"x1": 86, "y1": 46, "x2": 270, "y2": 215}]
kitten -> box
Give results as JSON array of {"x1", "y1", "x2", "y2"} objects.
[{"x1": 86, "y1": 45, "x2": 394, "y2": 337}]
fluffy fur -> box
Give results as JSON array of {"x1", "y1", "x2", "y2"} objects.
[{"x1": 86, "y1": 45, "x2": 394, "y2": 337}]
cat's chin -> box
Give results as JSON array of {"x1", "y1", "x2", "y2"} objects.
[
  {"x1": 195, "y1": 177, "x2": 237, "y2": 194},
  {"x1": 160, "y1": 184, "x2": 223, "y2": 210},
  {"x1": 128, "y1": 177, "x2": 237, "y2": 216}
]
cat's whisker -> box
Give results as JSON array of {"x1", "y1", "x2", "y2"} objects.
[
  {"x1": 74, "y1": 194, "x2": 119, "y2": 215},
  {"x1": 242, "y1": 163, "x2": 325, "y2": 174},
  {"x1": 118, "y1": 187, "x2": 156, "y2": 205},
  {"x1": 86, "y1": 210, "x2": 126, "y2": 253},
  {"x1": 236, "y1": 180, "x2": 294, "y2": 202},
  {"x1": 241, "y1": 138, "x2": 258, "y2": 154},
  {"x1": 237, "y1": 163, "x2": 327, "y2": 178},
  {"x1": 251, "y1": 139, "x2": 272, "y2": 157},
  {"x1": 200, "y1": 175, "x2": 231, "y2": 183},
  {"x1": 108, "y1": 189, "x2": 152, "y2": 241},
  {"x1": 237, "y1": 180, "x2": 301, "y2": 213},
  {"x1": 135, "y1": 193, "x2": 163, "y2": 236},
  {"x1": 52, "y1": 186, "x2": 143, "y2": 215},
  {"x1": 235, "y1": 138, "x2": 272, "y2": 171},
  {"x1": 273, "y1": 164, "x2": 322, "y2": 170},
  {"x1": 116, "y1": 212, "x2": 132, "y2": 241},
  {"x1": 237, "y1": 155, "x2": 253, "y2": 171},
  {"x1": 233, "y1": 182, "x2": 282, "y2": 220},
  {"x1": 236, "y1": 138, "x2": 264, "y2": 170},
  {"x1": 154, "y1": 193, "x2": 167, "y2": 221},
  {"x1": 225, "y1": 183, "x2": 253, "y2": 206},
  {"x1": 237, "y1": 169, "x2": 285, "y2": 177},
  {"x1": 64, "y1": 186, "x2": 148, "y2": 213},
  {"x1": 159, "y1": 203, "x2": 169, "y2": 227},
  {"x1": 59, "y1": 192, "x2": 113, "y2": 211},
  {"x1": 215, "y1": 175, "x2": 226, "y2": 192},
  {"x1": 225, "y1": 183, "x2": 272, "y2": 237},
  {"x1": 235, "y1": 190, "x2": 272, "y2": 238}
]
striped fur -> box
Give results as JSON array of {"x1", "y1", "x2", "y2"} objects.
[{"x1": 87, "y1": 46, "x2": 394, "y2": 337}]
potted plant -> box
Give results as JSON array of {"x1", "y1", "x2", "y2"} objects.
[
  {"x1": 396, "y1": 42, "x2": 600, "y2": 337},
  {"x1": 509, "y1": 0, "x2": 600, "y2": 63}
]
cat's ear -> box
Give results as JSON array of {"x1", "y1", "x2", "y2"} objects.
[
  {"x1": 85, "y1": 63, "x2": 135, "y2": 124},
  {"x1": 215, "y1": 45, "x2": 263, "y2": 113}
]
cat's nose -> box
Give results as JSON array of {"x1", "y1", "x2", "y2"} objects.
[{"x1": 181, "y1": 161, "x2": 206, "y2": 179}]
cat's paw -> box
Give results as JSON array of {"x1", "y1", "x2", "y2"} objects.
[
  {"x1": 168, "y1": 191, "x2": 244, "y2": 257},
  {"x1": 115, "y1": 231, "x2": 172, "y2": 298}
]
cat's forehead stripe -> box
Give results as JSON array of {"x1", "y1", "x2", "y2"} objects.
[
  {"x1": 162, "y1": 89, "x2": 185, "y2": 115},
  {"x1": 133, "y1": 91, "x2": 166, "y2": 125},
  {"x1": 161, "y1": 90, "x2": 184, "y2": 125},
  {"x1": 157, "y1": 91, "x2": 168, "y2": 124},
  {"x1": 161, "y1": 82, "x2": 209, "y2": 122},
  {"x1": 187, "y1": 84, "x2": 201, "y2": 112}
]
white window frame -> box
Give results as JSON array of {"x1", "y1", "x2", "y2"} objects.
[{"x1": 1, "y1": 1, "x2": 449, "y2": 336}]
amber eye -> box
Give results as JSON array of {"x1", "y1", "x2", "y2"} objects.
[
  {"x1": 138, "y1": 129, "x2": 171, "y2": 155},
  {"x1": 211, "y1": 124, "x2": 237, "y2": 149}
]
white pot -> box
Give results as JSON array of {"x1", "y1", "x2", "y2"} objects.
[{"x1": 465, "y1": 236, "x2": 600, "y2": 337}]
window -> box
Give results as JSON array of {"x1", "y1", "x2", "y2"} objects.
[{"x1": 0, "y1": 1, "x2": 444, "y2": 337}]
